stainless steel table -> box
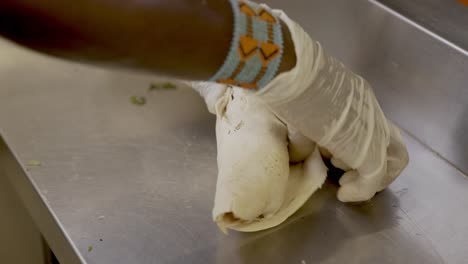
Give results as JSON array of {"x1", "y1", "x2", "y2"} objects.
[{"x1": 1, "y1": 0, "x2": 467, "y2": 263}]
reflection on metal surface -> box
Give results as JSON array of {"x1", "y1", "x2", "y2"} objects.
[
  {"x1": 0, "y1": 0, "x2": 468, "y2": 263},
  {"x1": 376, "y1": 0, "x2": 468, "y2": 52}
]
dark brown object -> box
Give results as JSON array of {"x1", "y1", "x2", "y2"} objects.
[{"x1": 0, "y1": 0, "x2": 296, "y2": 82}]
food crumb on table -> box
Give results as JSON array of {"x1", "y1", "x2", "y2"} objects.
[
  {"x1": 148, "y1": 82, "x2": 177, "y2": 91},
  {"x1": 130, "y1": 96, "x2": 146, "y2": 106},
  {"x1": 27, "y1": 160, "x2": 42, "y2": 166}
]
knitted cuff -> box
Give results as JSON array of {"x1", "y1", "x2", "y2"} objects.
[{"x1": 209, "y1": 0, "x2": 284, "y2": 89}]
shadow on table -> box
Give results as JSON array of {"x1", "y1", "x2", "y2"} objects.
[
  {"x1": 213, "y1": 162, "x2": 443, "y2": 264},
  {"x1": 221, "y1": 183, "x2": 401, "y2": 264}
]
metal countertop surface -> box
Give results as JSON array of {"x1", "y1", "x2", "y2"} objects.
[
  {"x1": 1, "y1": 0, "x2": 468, "y2": 263},
  {"x1": 377, "y1": 0, "x2": 468, "y2": 51}
]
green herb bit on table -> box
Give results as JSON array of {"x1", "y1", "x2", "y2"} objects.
[
  {"x1": 27, "y1": 160, "x2": 42, "y2": 166},
  {"x1": 130, "y1": 96, "x2": 146, "y2": 106},
  {"x1": 148, "y1": 82, "x2": 177, "y2": 91},
  {"x1": 88, "y1": 246, "x2": 93, "y2": 252}
]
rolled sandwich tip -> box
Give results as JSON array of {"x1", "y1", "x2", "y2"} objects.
[
  {"x1": 212, "y1": 87, "x2": 328, "y2": 233},
  {"x1": 215, "y1": 211, "x2": 276, "y2": 234},
  {"x1": 213, "y1": 88, "x2": 290, "y2": 233},
  {"x1": 216, "y1": 221, "x2": 229, "y2": 235},
  {"x1": 213, "y1": 148, "x2": 328, "y2": 233},
  {"x1": 215, "y1": 213, "x2": 240, "y2": 235}
]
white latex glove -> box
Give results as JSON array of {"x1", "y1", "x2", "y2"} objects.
[
  {"x1": 255, "y1": 9, "x2": 409, "y2": 202},
  {"x1": 190, "y1": 82, "x2": 327, "y2": 232}
]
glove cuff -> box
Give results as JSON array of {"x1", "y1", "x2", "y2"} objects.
[{"x1": 256, "y1": 10, "x2": 321, "y2": 106}]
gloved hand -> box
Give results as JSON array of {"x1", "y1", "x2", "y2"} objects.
[
  {"x1": 188, "y1": 6, "x2": 409, "y2": 232},
  {"x1": 254, "y1": 9, "x2": 409, "y2": 202},
  {"x1": 190, "y1": 82, "x2": 327, "y2": 232}
]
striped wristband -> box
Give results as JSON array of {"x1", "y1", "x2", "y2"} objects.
[{"x1": 210, "y1": 0, "x2": 284, "y2": 89}]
